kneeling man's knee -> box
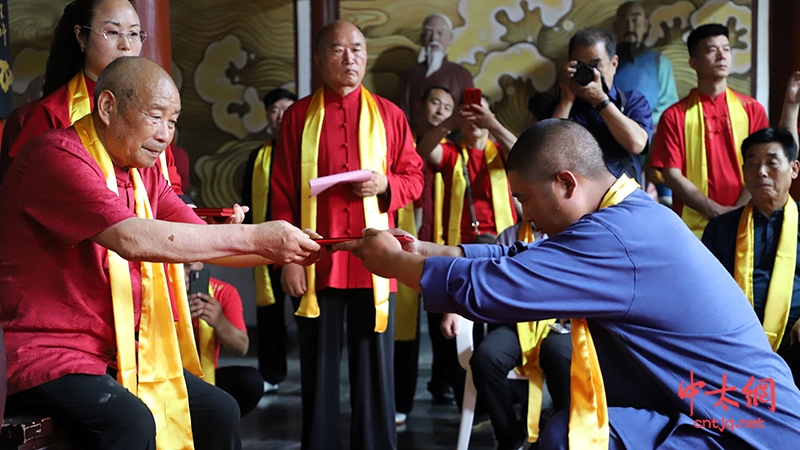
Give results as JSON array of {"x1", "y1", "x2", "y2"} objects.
[{"x1": 538, "y1": 409, "x2": 569, "y2": 450}]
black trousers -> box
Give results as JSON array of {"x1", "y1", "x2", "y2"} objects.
[
  {"x1": 292, "y1": 288, "x2": 396, "y2": 450},
  {"x1": 257, "y1": 266, "x2": 288, "y2": 385},
  {"x1": 394, "y1": 294, "x2": 421, "y2": 415},
  {"x1": 471, "y1": 325, "x2": 572, "y2": 449},
  {"x1": 216, "y1": 365, "x2": 266, "y2": 417},
  {"x1": 539, "y1": 331, "x2": 572, "y2": 413},
  {"x1": 426, "y1": 311, "x2": 465, "y2": 407},
  {"x1": 5, "y1": 369, "x2": 241, "y2": 450}
]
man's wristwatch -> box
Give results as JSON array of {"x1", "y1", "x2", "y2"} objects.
[{"x1": 595, "y1": 98, "x2": 612, "y2": 112}]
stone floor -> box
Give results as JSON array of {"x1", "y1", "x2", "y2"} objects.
[{"x1": 224, "y1": 314, "x2": 500, "y2": 450}]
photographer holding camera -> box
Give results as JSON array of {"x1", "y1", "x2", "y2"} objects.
[{"x1": 554, "y1": 27, "x2": 652, "y2": 184}]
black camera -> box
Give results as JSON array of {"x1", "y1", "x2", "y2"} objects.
[{"x1": 573, "y1": 63, "x2": 598, "y2": 86}]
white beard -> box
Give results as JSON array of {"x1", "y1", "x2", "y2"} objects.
[{"x1": 417, "y1": 42, "x2": 445, "y2": 78}]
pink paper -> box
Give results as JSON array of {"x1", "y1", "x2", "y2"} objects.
[{"x1": 309, "y1": 169, "x2": 373, "y2": 197}]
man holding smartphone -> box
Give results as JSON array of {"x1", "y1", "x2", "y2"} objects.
[
  {"x1": 185, "y1": 262, "x2": 264, "y2": 417},
  {"x1": 553, "y1": 27, "x2": 652, "y2": 184}
]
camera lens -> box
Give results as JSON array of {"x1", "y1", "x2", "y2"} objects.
[{"x1": 573, "y1": 65, "x2": 594, "y2": 86}]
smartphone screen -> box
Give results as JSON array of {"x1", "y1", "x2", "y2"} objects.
[
  {"x1": 547, "y1": 322, "x2": 571, "y2": 334},
  {"x1": 188, "y1": 269, "x2": 210, "y2": 295},
  {"x1": 464, "y1": 87, "x2": 482, "y2": 105}
]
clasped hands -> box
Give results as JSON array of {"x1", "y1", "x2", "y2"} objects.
[
  {"x1": 278, "y1": 228, "x2": 416, "y2": 297},
  {"x1": 334, "y1": 228, "x2": 418, "y2": 278}
]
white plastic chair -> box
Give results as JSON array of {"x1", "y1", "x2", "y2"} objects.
[{"x1": 455, "y1": 315, "x2": 527, "y2": 450}]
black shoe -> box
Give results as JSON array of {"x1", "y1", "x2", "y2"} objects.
[
  {"x1": 497, "y1": 427, "x2": 528, "y2": 450},
  {"x1": 427, "y1": 383, "x2": 455, "y2": 405}
]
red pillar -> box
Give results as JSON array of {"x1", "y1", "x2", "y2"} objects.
[{"x1": 135, "y1": 0, "x2": 172, "y2": 75}]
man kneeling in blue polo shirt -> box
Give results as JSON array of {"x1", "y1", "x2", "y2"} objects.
[{"x1": 339, "y1": 119, "x2": 800, "y2": 449}]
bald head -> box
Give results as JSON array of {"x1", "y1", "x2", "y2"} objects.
[
  {"x1": 314, "y1": 20, "x2": 367, "y2": 96},
  {"x1": 315, "y1": 20, "x2": 364, "y2": 55},
  {"x1": 95, "y1": 56, "x2": 177, "y2": 111},
  {"x1": 507, "y1": 119, "x2": 611, "y2": 184},
  {"x1": 93, "y1": 56, "x2": 181, "y2": 169}
]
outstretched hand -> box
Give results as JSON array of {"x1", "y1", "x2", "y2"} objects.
[
  {"x1": 257, "y1": 221, "x2": 321, "y2": 265},
  {"x1": 335, "y1": 228, "x2": 404, "y2": 279}
]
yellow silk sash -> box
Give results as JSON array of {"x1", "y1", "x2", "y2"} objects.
[
  {"x1": 412, "y1": 131, "x2": 446, "y2": 245},
  {"x1": 198, "y1": 283, "x2": 218, "y2": 385},
  {"x1": 569, "y1": 175, "x2": 638, "y2": 449},
  {"x1": 395, "y1": 201, "x2": 419, "y2": 341},
  {"x1": 683, "y1": 88, "x2": 748, "y2": 238},
  {"x1": 251, "y1": 141, "x2": 277, "y2": 307},
  {"x1": 298, "y1": 86, "x2": 391, "y2": 332},
  {"x1": 447, "y1": 141, "x2": 514, "y2": 245},
  {"x1": 75, "y1": 115, "x2": 200, "y2": 450},
  {"x1": 395, "y1": 135, "x2": 449, "y2": 340},
  {"x1": 513, "y1": 222, "x2": 556, "y2": 442},
  {"x1": 66, "y1": 72, "x2": 92, "y2": 125},
  {"x1": 433, "y1": 172, "x2": 446, "y2": 245},
  {"x1": 734, "y1": 199, "x2": 798, "y2": 351}
]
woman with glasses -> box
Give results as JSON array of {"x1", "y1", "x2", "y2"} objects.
[{"x1": 1, "y1": 0, "x2": 181, "y2": 191}]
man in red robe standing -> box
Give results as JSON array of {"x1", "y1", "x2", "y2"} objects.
[{"x1": 270, "y1": 20, "x2": 424, "y2": 450}]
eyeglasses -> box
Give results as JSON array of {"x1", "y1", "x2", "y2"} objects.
[{"x1": 81, "y1": 26, "x2": 147, "y2": 43}]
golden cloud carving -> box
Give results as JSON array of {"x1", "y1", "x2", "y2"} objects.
[
  {"x1": 194, "y1": 34, "x2": 267, "y2": 139},
  {"x1": 0, "y1": 59, "x2": 12, "y2": 93},
  {"x1": 473, "y1": 42, "x2": 555, "y2": 103},
  {"x1": 449, "y1": 0, "x2": 572, "y2": 65},
  {"x1": 645, "y1": 1, "x2": 696, "y2": 48}
]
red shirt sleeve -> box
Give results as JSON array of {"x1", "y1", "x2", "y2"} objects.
[
  {"x1": 375, "y1": 97, "x2": 424, "y2": 213},
  {"x1": 270, "y1": 97, "x2": 307, "y2": 226},
  {"x1": 437, "y1": 141, "x2": 459, "y2": 173},
  {"x1": 211, "y1": 279, "x2": 247, "y2": 332},
  {"x1": 0, "y1": 103, "x2": 36, "y2": 182},
  {"x1": 741, "y1": 94, "x2": 769, "y2": 133},
  {"x1": 9, "y1": 100, "x2": 68, "y2": 159},
  {"x1": 650, "y1": 102, "x2": 685, "y2": 170},
  {"x1": 19, "y1": 130, "x2": 136, "y2": 246}
]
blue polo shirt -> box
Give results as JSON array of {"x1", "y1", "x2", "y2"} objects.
[
  {"x1": 702, "y1": 202, "x2": 800, "y2": 349},
  {"x1": 569, "y1": 86, "x2": 653, "y2": 183},
  {"x1": 421, "y1": 187, "x2": 800, "y2": 449}
]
